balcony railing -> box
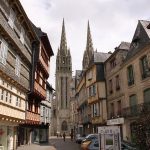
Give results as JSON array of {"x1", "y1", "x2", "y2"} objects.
[{"x1": 123, "y1": 102, "x2": 150, "y2": 118}]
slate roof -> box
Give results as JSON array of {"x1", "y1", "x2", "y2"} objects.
[
  {"x1": 93, "y1": 52, "x2": 111, "y2": 63},
  {"x1": 125, "y1": 20, "x2": 150, "y2": 61},
  {"x1": 140, "y1": 20, "x2": 150, "y2": 38}
]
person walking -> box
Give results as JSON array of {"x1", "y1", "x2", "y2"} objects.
[
  {"x1": 63, "y1": 132, "x2": 66, "y2": 141},
  {"x1": 70, "y1": 132, "x2": 73, "y2": 141}
]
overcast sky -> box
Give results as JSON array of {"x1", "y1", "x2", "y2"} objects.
[{"x1": 20, "y1": 0, "x2": 150, "y2": 88}]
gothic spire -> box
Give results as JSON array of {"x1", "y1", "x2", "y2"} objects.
[
  {"x1": 86, "y1": 21, "x2": 94, "y2": 57},
  {"x1": 60, "y1": 18, "x2": 67, "y2": 53}
]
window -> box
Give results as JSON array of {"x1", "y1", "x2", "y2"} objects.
[
  {"x1": 93, "y1": 103, "x2": 100, "y2": 117},
  {"x1": 116, "y1": 75, "x2": 120, "y2": 90},
  {"x1": 0, "y1": 39, "x2": 8, "y2": 65},
  {"x1": 89, "y1": 87, "x2": 92, "y2": 97},
  {"x1": 15, "y1": 55, "x2": 21, "y2": 77},
  {"x1": 140, "y1": 56, "x2": 150, "y2": 79},
  {"x1": 110, "y1": 58, "x2": 116, "y2": 69},
  {"x1": 16, "y1": 97, "x2": 18, "y2": 106},
  {"x1": 117, "y1": 100, "x2": 121, "y2": 116},
  {"x1": 19, "y1": 99, "x2": 21, "y2": 107},
  {"x1": 20, "y1": 27, "x2": 25, "y2": 44},
  {"x1": 8, "y1": 8, "x2": 16, "y2": 28},
  {"x1": 5, "y1": 92, "x2": 8, "y2": 102},
  {"x1": 93, "y1": 85, "x2": 96, "y2": 95},
  {"x1": 43, "y1": 107, "x2": 45, "y2": 116},
  {"x1": 28, "y1": 102, "x2": 32, "y2": 111},
  {"x1": 109, "y1": 79, "x2": 113, "y2": 94},
  {"x1": 110, "y1": 103, "x2": 114, "y2": 118},
  {"x1": 127, "y1": 65, "x2": 134, "y2": 86},
  {"x1": 144, "y1": 88, "x2": 150, "y2": 103},
  {"x1": 9, "y1": 94, "x2": 12, "y2": 103},
  {"x1": 0, "y1": 89, "x2": 4, "y2": 100},
  {"x1": 129, "y1": 94, "x2": 137, "y2": 115},
  {"x1": 35, "y1": 105, "x2": 38, "y2": 113}
]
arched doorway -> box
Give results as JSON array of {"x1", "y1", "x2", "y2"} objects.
[{"x1": 61, "y1": 121, "x2": 68, "y2": 131}]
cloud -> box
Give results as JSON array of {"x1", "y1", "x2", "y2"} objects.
[{"x1": 20, "y1": 0, "x2": 150, "y2": 87}]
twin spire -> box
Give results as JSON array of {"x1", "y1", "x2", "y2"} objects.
[
  {"x1": 86, "y1": 20, "x2": 94, "y2": 58},
  {"x1": 60, "y1": 18, "x2": 67, "y2": 52},
  {"x1": 59, "y1": 19, "x2": 94, "y2": 69}
]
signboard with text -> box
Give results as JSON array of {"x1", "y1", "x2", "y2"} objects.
[{"x1": 98, "y1": 126, "x2": 121, "y2": 150}]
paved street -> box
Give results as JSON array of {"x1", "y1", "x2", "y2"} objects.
[
  {"x1": 49, "y1": 136, "x2": 81, "y2": 150},
  {"x1": 17, "y1": 143, "x2": 56, "y2": 150},
  {"x1": 17, "y1": 136, "x2": 80, "y2": 150}
]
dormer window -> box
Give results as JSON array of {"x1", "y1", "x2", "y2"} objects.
[
  {"x1": 132, "y1": 36, "x2": 140, "y2": 48},
  {"x1": 110, "y1": 58, "x2": 116, "y2": 69}
]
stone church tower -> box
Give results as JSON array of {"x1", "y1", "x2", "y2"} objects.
[{"x1": 55, "y1": 19, "x2": 72, "y2": 135}]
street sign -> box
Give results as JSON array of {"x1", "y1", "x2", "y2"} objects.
[{"x1": 98, "y1": 126, "x2": 121, "y2": 150}]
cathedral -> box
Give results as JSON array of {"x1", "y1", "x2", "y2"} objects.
[{"x1": 55, "y1": 19, "x2": 72, "y2": 135}]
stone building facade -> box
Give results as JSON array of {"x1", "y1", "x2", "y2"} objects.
[
  {"x1": 105, "y1": 20, "x2": 150, "y2": 148},
  {"x1": 105, "y1": 42, "x2": 130, "y2": 139}
]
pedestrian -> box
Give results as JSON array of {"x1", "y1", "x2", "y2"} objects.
[
  {"x1": 70, "y1": 132, "x2": 73, "y2": 141},
  {"x1": 63, "y1": 132, "x2": 66, "y2": 141}
]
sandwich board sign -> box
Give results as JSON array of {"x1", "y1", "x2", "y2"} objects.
[{"x1": 98, "y1": 126, "x2": 121, "y2": 150}]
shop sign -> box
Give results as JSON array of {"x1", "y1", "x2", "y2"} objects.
[
  {"x1": 107, "y1": 117, "x2": 124, "y2": 125},
  {"x1": 98, "y1": 126, "x2": 121, "y2": 150}
]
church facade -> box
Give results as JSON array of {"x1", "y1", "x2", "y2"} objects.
[{"x1": 55, "y1": 19, "x2": 72, "y2": 135}]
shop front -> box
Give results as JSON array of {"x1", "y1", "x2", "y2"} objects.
[
  {"x1": 107, "y1": 117, "x2": 124, "y2": 139},
  {"x1": 0, "y1": 125, "x2": 16, "y2": 150}
]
